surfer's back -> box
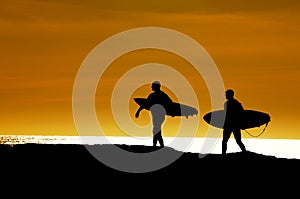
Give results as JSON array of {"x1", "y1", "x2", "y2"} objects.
[
  {"x1": 147, "y1": 90, "x2": 173, "y2": 107},
  {"x1": 224, "y1": 98, "x2": 244, "y2": 129},
  {"x1": 224, "y1": 98, "x2": 244, "y2": 114}
]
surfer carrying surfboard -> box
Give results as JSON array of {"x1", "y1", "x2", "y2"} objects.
[
  {"x1": 135, "y1": 81, "x2": 173, "y2": 147},
  {"x1": 222, "y1": 89, "x2": 247, "y2": 155}
]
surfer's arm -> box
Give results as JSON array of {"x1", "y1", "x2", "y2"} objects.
[
  {"x1": 239, "y1": 102, "x2": 245, "y2": 111},
  {"x1": 135, "y1": 106, "x2": 144, "y2": 118},
  {"x1": 223, "y1": 102, "x2": 227, "y2": 111},
  {"x1": 165, "y1": 93, "x2": 173, "y2": 104}
]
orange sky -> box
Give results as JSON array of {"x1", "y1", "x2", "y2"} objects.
[{"x1": 0, "y1": 0, "x2": 299, "y2": 139}]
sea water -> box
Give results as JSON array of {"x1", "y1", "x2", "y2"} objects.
[{"x1": 0, "y1": 135, "x2": 299, "y2": 160}]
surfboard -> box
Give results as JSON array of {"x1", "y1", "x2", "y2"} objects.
[
  {"x1": 203, "y1": 110, "x2": 271, "y2": 129},
  {"x1": 134, "y1": 98, "x2": 198, "y2": 118}
]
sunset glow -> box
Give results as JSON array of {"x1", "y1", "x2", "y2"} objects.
[{"x1": 0, "y1": 0, "x2": 299, "y2": 139}]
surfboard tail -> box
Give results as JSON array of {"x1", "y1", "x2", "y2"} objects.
[{"x1": 179, "y1": 105, "x2": 198, "y2": 118}]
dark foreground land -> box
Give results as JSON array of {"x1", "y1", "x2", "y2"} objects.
[{"x1": 1, "y1": 144, "x2": 299, "y2": 193}]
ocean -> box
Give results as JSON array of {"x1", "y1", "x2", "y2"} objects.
[{"x1": 1, "y1": 135, "x2": 299, "y2": 160}]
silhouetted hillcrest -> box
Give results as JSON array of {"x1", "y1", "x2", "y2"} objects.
[
  {"x1": 1, "y1": 143, "x2": 299, "y2": 192},
  {"x1": 1, "y1": 143, "x2": 299, "y2": 167}
]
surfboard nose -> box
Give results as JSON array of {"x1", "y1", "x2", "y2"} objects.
[{"x1": 184, "y1": 110, "x2": 198, "y2": 119}]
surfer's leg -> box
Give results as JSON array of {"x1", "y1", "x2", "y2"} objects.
[
  {"x1": 233, "y1": 129, "x2": 246, "y2": 152},
  {"x1": 153, "y1": 133, "x2": 158, "y2": 146},
  {"x1": 151, "y1": 105, "x2": 165, "y2": 147},
  {"x1": 157, "y1": 114, "x2": 165, "y2": 147},
  {"x1": 153, "y1": 124, "x2": 164, "y2": 147},
  {"x1": 152, "y1": 119, "x2": 162, "y2": 147},
  {"x1": 157, "y1": 131, "x2": 164, "y2": 147},
  {"x1": 151, "y1": 108, "x2": 166, "y2": 147},
  {"x1": 153, "y1": 131, "x2": 164, "y2": 147},
  {"x1": 222, "y1": 129, "x2": 231, "y2": 155}
]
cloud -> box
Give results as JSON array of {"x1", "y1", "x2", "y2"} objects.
[
  {"x1": 1, "y1": 0, "x2": 299, "y2": 23},
  {"x1": 43, "y1": 0, "x2": 300, "y2": 14}
]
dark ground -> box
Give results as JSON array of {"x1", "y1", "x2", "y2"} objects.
[{"x1": 0, "y1": 143, "x2": 299, "y2": 195}]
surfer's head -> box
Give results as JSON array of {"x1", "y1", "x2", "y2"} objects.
[
  {"x1": 225, "y1": 89, "x2": 234, "y2": 99},
  {"x1": 152, "y1": 81, "x2": 161, "y2": 91}
]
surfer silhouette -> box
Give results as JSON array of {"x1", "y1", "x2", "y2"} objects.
[
  {"x1": 222, "y1": 89, "x2": 247, "y2": 155},
  {"x1": 135, "y1": 81, "x2": 173, "y2": 147}
]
